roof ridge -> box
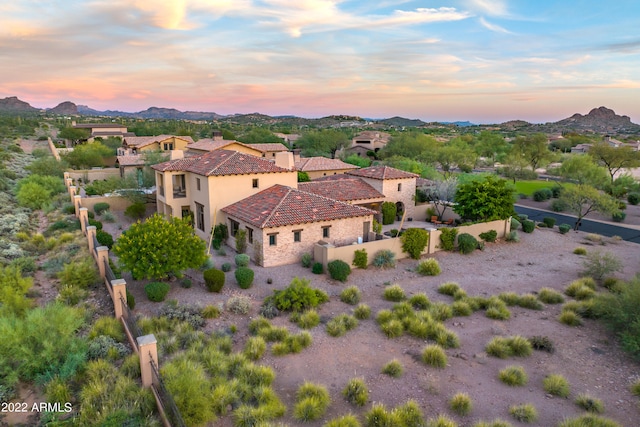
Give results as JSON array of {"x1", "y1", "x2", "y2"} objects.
[
  {"x1": 259, "y1": 185, "x2": 293, "y2": 228},
  {"x1": 206, "y1": 150, "x2": 237, "y2": 174}
]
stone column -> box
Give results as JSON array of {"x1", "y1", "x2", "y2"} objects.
[
  {"x1": 86, "y1": 226, "x2": 97, "y2": 254},
  {"x1": 111, "y1": 279, "x2": 127, "y2": 319},
  {"x1": 137, "y1": 335, "x2": 158, "y2": 388},
  {"x1": 79, "y1": 208, "x2": 89, "y2": 234},
  {"x1": 73, "y1": 195, "x2": 82, "y2": 217},
  {"x1": 69, "y1": 185, "x2": 76, "y2": 201},
  {"x1": 96, "y1": 246, "x2": 109, "y2": 279}
]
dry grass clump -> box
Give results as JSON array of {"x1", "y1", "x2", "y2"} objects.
[
  {"x1": 508, "y1": 404, "x2": 537, "y2": 423},
  {"x1": 575, "y1": 393, "x2": 604, "y2": 413},
  {"x1": 449, "y1": 392, "x2": 473, "y2": 415},
  {"x1": 421, "y1": 344, "x2": 447, "y2": 368},
  {"x1": 381, "y1": 359, "x2": 404, "y2": 378},
  {"x1": 499, "y1": 366, "x2": 528, "y2": 386},
  {"x1": 543, "y1": 374, "x2": 570, "y2": 397},
  {"x1": 538, "y1": 288, "x2": 565, "y2": 304}
]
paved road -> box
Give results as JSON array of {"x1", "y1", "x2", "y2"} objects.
[{"x1": 514, "y1": 205, "x2": 640, "y2": 244}]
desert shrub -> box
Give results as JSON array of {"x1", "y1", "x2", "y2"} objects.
[
  {"x1": 575, "y1": 394, "x2": 604, "y2": 413},
  {"x1": 508, "y1": 336, "x2": 532, "y2": 356},
  {"x1": 393, "y1": 400, "x2": 424, "y2": 427},
  {"x1": 382, "y1": 359, "x2": 403, "y2": 377},
  {"x1": 243, "y1": 336, "x2": 267, "y2": 361},
  {"x1": 234, "y1": 253, "x2": 250, "y2": 267},
  {"x1": 627, "y1": 192, "x2": 640, "y2": 205},
  {"x1": 226, "y1": 294, "x2": 251, "y2": 314},
  {"x1": 439, "y1": 228, "x2": 458, "y2": 251},
  {"x1": 559, "y1": 310, "x2": 582, "y2": 326},
  {"x1": 510, "y1": 217, "x2": 521, "y2": 231},
  {"x1": 631, "y1": 380, "x2": 640, "y2": 396},
  {"x1": 416, "y1": 258, "x2": 441, "y2": 276},
  {"x1": 528, "y1": 336, "x2": 555, "y2": 353},
  {"x1": 354, "y1": 303, "x2": 371, "y2": 320},
  {"x1": 340, "y1": 286, "x2": 361, "y2": 305},
  {"x1": 203, "y1": 268, "x2": 225, "y2": 292},
  {"x1": 372, "y1": 249, "x2": 396, "y2": 269},
  {"x1": 201, "y1": 305, "x2": 220, "y2": 319},
  {"x1": 124, "y1": 202, "x2": 146, "y2": 219},
  {"x1": 457, "y1": 233, "x2": 478, "y2": 254},
  {"x1": 472, "y1": 420, "x2": 512, "y2": 427},
  {"x1": 180, "y1": 278, "x2": 192, "y2": 289},
  {"x1": 353, "y1": 249, "x2": 368, "y2": 269},
  {"x1": 301, "y1": 252, "x2": 312, "y2": 268},
  {"x1": 532, "y1": 188, "x2": 552, "y2": 202},
  {"x1": 426, "y1": 414, "x2": 457, "y2": 427},
  {"x1": 450, "y1": 392, "x2": 473, "y2": 415},
  {"x1": 558, "y1": 414, "x2": 621, "y2": 427},
  {"x1": 505, "y1": 231, "x2": 519, "y2": 242},
  {"x1": 543, "y1": 374, "x2": 570, "y2": 397},
  {"x1": 409, "y1": 293, "x2": 430, "y2": 310},
  {"x1": 498, "y1": 292, "x2": 519, "y2": 306},
  {"x1": 326, "y1": 314, "x2": 358, "y2": 337},
  {"x1": 89, "y1": 317, "x2": 125, "y2": 342},
  {"x1": 558, "y1": 223, "x2": 571, "y2": 234},
  {"x1": 381, "y1": 201, "x2": 397, "y2": 225},
  {"x1": 380, "y1": 318, "x2": 404, "y2": 338},
  {"x1": 582, "y1": 250, "x2": 623, "y2": 282},
  {"x1": 343, "y1": 378, "x2": 368, "y2": 406},
  {"x1": 87, "y1": 335, "x2": 129, "y2": 360},
  {"x1": 499, "y1": 365, "x2": 528, "y2": 386},
  {"x1": 324, "y1": 414, "x2": 361, "y2": 427},
  {"x1": 437, "y1": 282, "x2": 460, "y2": 296},
  {"x1": 312, "y1": 262, "x2": 324, "y2": 274},
  {"x1": 295, "y1": 309, "x2": 320, "y2": 329},
  {"x1": 56, "y1": 284, "x2": 87, "y2": 306},
  {"x1": 401, "y1": 228, "x2": 429, "y2": 259},
  {"x1": 269, "y1": 277, "x2": 328, "y2": 312},
  {"x1": 565, "y1": 279, "x2": 596, "y2": 300},
  {"x1": 57, "y1": 258, "x2": 99, "y2": 289},
  {"x1": 101, "y1": 211, "x2": 115, "y2": 223},
  {"x1": 383, "y1": 284, "x2": 406, "y2": 301},
  {"x1": 93, "y1": 202, "x2": 110, "y2": 216},
  {"x1": 220, "y1": 262, "x2": 231, "y2": 272},
  {"x1": 485, "y1": 298, "x2": 511, "y2": 321},
  {"x1": 594, "y1": 277, "x2": 640, "y2": 359},
  {"x1": 573, "y1": 247, "x2": 587, "y2": 255},
  {"x1": 294, "y1": 382, "x2": 331, "y2": 422},
  {"x1": 538, "y1": 288, "x2": 564, "y2": 304},
  {"x1": 235, "y1": 267, "x2": 254, "y2": 289},
  {"x1": 516, "y1": 294, "x2": 544, "y2": 310},
  {"x1": 328, "y1": 259, "x2": 352, "y2": 282},
  {"x1": 542, "y1": 217, "x2": 556, "y2": 228},
  {"x1": 96, "y1": 230, "x2": 114, "y2": 249},
  {"x1": 485, "y1": 337, "x2": 512, "y2": 358},
  {"x1": 421, "y1": 344, "x2": 447, "y2": 368},
  {"x1": 509, "y1": 404, "x2": 537, "y2": 423},
  {"x1": 159, "y1": 303, "x2": 205, "y2": 329},
  {"x1": 126, "y1": 290, "x2": 135, "y2": 309},
  {"x1": 479, "y1": 230, "x2": 497, "y2": 243},
  {"x1": 612, "y1": 211, "x2": 626, "y2": 222},
  {"x1": 451, "y1": 301, "x2": 472, "y2": 316},
  {"x1": 521, "y1": 219, "x2": 535, "y2": 233},
  {"x1": 234, "y1": 229, "x2": 247, "y2": 254}
]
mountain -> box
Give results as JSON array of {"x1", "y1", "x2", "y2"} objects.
[
  {"x1": 377, "y1": 116, "x2": 427, "y2": 127},
  {"x1": 0, "y1": 96, "x2": 39, "y2": 113},
  {"x1": 48, "y1": 101, "x2": 78, "y2": 115},
  {"x1": 553, "y1": 106, "x2": 639, "y2": 132}
]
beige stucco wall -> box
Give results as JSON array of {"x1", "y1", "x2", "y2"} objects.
[
  {"x1": 304, "y1": 168, "x2": 356, "y2": 180},
  {"x1": 187, "y1": 143, "x2": 262, "y2": 157},
  {"x1": 80, "y1": 195, "x2": 134, "y2": 212},
  {"x1": 357, "y1": 176, "x2": 417, "y2": 220},
  {"x1": 67, "y1": 168, "x2": 121, "y2": 183}
]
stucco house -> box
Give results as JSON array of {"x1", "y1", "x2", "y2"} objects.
[
  {"x1": 71, "y1": 122, "x2": 133, "y2": 142},
  {"x1": 343, "y1": 131, "x2": 391, "y2": 157},
  {"x1": 244, "y1": 143, "x2": 290, "y2": 159},
  {"x1": 152, "y1": 150, "x2": 297, "y2": 240},
  {"x1": 294, "y1": 156, "x2": 359, "y2": 179},
  {"x1": 298, "y1": 178, "x2": 384, "y2": 220},
  {"x1": 118, "y1": 135, "x2": 194, "y2": 156},
  {"x1": 222, "y1": 184, "x2": 376, "y2": 267}
]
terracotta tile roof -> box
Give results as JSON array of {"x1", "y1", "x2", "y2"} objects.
[
  {"x1": 124, "y1": 135, "x2": 194, "y2": 149},
  {"x1": 311, "y1": 174, "x2": 354, "y2": 182},
  {"x1": 222, "y1": 184, "x2": 376, "y2": 228},
  {"x1": 116, "y1": 155, "x2": 145, "y2": 166},
  {"x1": 245, "y1": 143, "x2": 289, "y2": 152},
  {"x1": 295, "y1": 157, "x2": 359, "y2": 172},
  {"x1": 347, "y1": 165, "x2": 418, "y2": 180},
  {"x1": 185, "y1": 139, "x2": 247, "y2": 152},
  {"x1": 151, "y1": 149, "x2": 291, "y2": 176},
  {"x1": 298, "y1": 179, "x2": 384, "y2": 202}
]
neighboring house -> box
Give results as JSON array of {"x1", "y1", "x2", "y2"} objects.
[
  {"x1": 118, "y1": 135, "x2": 194, "y2": 156},
  {"x1": 222, "y1": 184, "x2": 375, "y2": 267},
  {"x1": 185, "y1": 138, "x2": 263, "y2": 157},
  {"x1": 152, "y1": 150, "x2": 297, "y2": 240},
  {"x1": 71, "y1": 121, "x2": 133, "y2": 141},
  {"x1": 570, "y1": 143, "x2": 592, "y2": 154},
  {"x1": 274, "y1": 132, "x2": 300, "y2": 146},
  {"x1": 345, "y1": 165, "x2": 418, "y2": 220},
  {"x1": 294, "y1": 156, "x2": 359, "y2": 179},
  {"x1": 244, "y1": 143, "x2": 290, "y2": 159},
  {"x1": 298, "y1": 178, "x2": 385, "y2": 220},
  {"x1": 342, "y1": 131, "x2": 391, "y2": 157}
]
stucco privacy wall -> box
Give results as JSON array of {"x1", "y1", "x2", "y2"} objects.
[
  {"x1": 314, "y1": 218, "x2": 511, "y2": 268},
  {"x1": 66, "y1": 168, "x2": 121, "y2": 182},
  {"x1": 80, "y1": 195, "x2": 134, "y2": 212}
]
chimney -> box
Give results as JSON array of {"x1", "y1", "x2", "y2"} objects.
[
  {"x1": 212, "y1": 130, "x2": 223, "y2": 141},
  {"x1": 71, "y1": 120, "x2": 76, "y2": 127},
  {"x1": 274, "y1": 151, "x2": 294, "y2": 170}
]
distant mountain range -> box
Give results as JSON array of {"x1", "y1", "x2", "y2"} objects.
[{"x1": 1, "y1": 96, "x2": 638, "y2": 133}]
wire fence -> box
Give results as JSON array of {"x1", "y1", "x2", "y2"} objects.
[
  {"x1": 149, "y1": 356, "x2": 186, "y2": 427},
  {"x1": 120, "y1": 295, "x2": 143, "y2": 350}
]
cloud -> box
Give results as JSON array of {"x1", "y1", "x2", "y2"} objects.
[
  {"x1": 466, "y1": 0, "x2": 509, "y2": 17},
  {"x1": 479, "y1": 17, "x2": 511, "y2": 34}
]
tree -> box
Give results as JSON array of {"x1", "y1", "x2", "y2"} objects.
[
  {"x1": 380, "y1": 132, "x2": 439, "y2": 162},
  {"x1": 58, "y1": 127, "x2": 90, "y2": 145},
  {"x1": 453, "y1": 175, "x2": 515, "y2": 222},
  {"x1": 589, "y1": 141, "x2": 640, "y2": 185},
  {"x1": 501, "y1": 148, "x2": 533, "y2": 182},
  {"x1": 512, "y1": 134, "x2": 552, "y2": 170},
  {"x1": 426, "y1": 177, "x2": 457, "y2": 220},
  {"x1": 558, "y1": 155, "x2": 608, "y2": 188},
  {"x1": 113, "y1": 214, "x2": 208, "y2": 280},
  {"x1": 343, "y1": 154, "x2": 371, "y2": 168},
  {"x1": 559, "y1": 184, "x2": 619, "y2": 230},
  {"x1": 62, "y1": 142, "x2": 112, "y2": 169},
  {"x1": 237, "y1": 127, "x2": 284, "y2": 144},
  {"x1": 475, "y1": 131, "x2": 509, "y2": 163},
  {"x1": 297, "y1": 171, "x2": 311, "y2": 182},
  {"x1": 434, "y1": 139, "x2": 477, "y2": 177},
  {"x1": 295, "y1": 129, "x2": 350, "y2": 158},
  {"x1": 16, "y1": 175, "x2": 66, "y2": 209},
  {"x1": 25, "y1": 156, "x2": 69, "y2": 178}
]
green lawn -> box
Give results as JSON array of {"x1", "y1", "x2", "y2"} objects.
[{"x1": 513, "y1": 180, "x2": 558, "y2": 196}]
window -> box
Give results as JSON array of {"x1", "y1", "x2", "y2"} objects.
[
  {"x1": 397, "y1": 183, "x2": 402, "y2": 192},
  {"x1": 196, "y1": 178, "x2": 201, "y2": 191},
  {"x1": 195, "y1": 202, "x2": 204, "y2": 231},
  {"x1": 247, "y1": 227, "x2": 253, "y2": 244},
  {"x1": 230, "y1": 219, "x2": 240, "y2": 237},
  {"x1": 268, "y1": 234, "x2": 277, "y2": 246},
  {"x1": 322, "y1": 226, "x2": 330, "y2": 238},
  {"x1": 293, "y1": 230, "x2": 301, "y2": 242},
  {"x1": 252, "y1": 178, "x2": 259, "y2": 188},
  {"x1": 164, "y1": 143, "x2": 173, "y2": 150},
  {"x1": 173, "y1": 174, "x2": 186, "y2": 198}
]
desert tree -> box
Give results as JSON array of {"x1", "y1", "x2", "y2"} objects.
[
  {"x1": 559, "y1": 184, "x2": 618, "y2": 230},
  {"x1": 426, "y1": 177, "x2": 458, "y2": 220},
  {"x1": 453, "y1": 175, "x2": 515, "y2": 222},
  {"x1": 589, "y1": 141, "x2": 640, "y2": 185}
]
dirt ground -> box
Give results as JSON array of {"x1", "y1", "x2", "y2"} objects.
[{"x1": 125, "y1": 224, "x2": 640, "y2": 427}]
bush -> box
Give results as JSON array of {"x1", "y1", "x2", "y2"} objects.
[
  {"x1": 594, "y1": 277, "x2": 640, "y2": 359},
  {"x1": 235, "y1": 267, "x2": 254, "y2": 289},
  {"x1": 243, "y1": 336, "x2": 267, "y2": 361},
  {"x1": 235, "y1": 253, "x2": 250, "y2": 267},
  {"x1": 421, "y1": 344, "x2": 447, "y2": 368},
  {"x1": 144, "y1": 282, "x2": 170, "y2": 302},
  {"x1": 203, "y1": 268, "x2": 225, "y2": 292},
  {"x1": 294, "y1": 382, "x2": 331, "y2": 422},
  {"x1": 573, "y1": 247, "x2": 587, "y2": 255},
  {"x1": 381, "y1": 201, "x2": 397, "y2": 225},
  {"x1": 558, "y1": 414, "x2": 621, "y2": 427},
  {"x1": 438, "y1": 282, "x2": 460, "y2": 296},
  {"x1": 226, "y1": 294, "x2": 251, "y2": 314},
  {"x1": 201, "y1": 305, "x2": 220, "y2": 319},
  {"x1": 559, "y1": 310, "x2": 582, "y2": 326},
  {"x1": 372, "y1": 249, "x2": 396, "y2": 269},
  {"x1": 295, "y1": 309, "x2": 320, "y2": 329},
  {"x1": 557, "y1": 223, "x2": 571, "y2": 234},
  {"x1": 521, "y1": 219, "x2": 535, "y2": 233},
  {"x1": 382, "y1": 359, "x2": 403, "y2": 377},
  {"x1": 269, "y1": 277, "x2": 328, "y2": 312},
  {"x1": 505, "y1": 231, "x2": 520, "y2": 242},
  {"x1": 538, "y1": 288, "x2": 564, "y2": 304},
  {"x1": 340, "y1": 286, "x2": 361, "y2": 305},
  {"x1": 96, "y1": 230, "x2": 114, "y2": 249},
  {"x1": 93, "y1": 202, "x2": 110, "y2": 216},
  {"x1": 582, "y1": 250, "x2": 623, "y2": 282},
  {"x1": 180, "y1": 278, "x2": 192, "y2": 288},
  {"x1": 612, "y1": 211, "x2": 626, "y2": 222},
  {"x1": 401, "y1": 228, "x2": 429, "y2": 259},
  {"x1": 312, "y1": 262, "x2": 324, "y2": 274},
  {"x1": 124, "y1": 202, "x2": 146, "y2": 219},
  {"x1": 627, "y1": 192, "x2": 640, "y2": 205},
  {"x1": 499, "y1": 365, "x2": 528, "y2": 386},
  {"x1": 101, "y1": 211, "x2": 115, "y2": 223},
  {"x1": 542, "y1": 217, "x2": 556, "y2": 228},
  {"x1": 528, "y1": 335, "x2": 555, "y2": 354},
  {"x1": 343, "y1": 378, "x2": 368, "y2": 406},
  {"x1": 89, "y1": 316, "x2": 125, "y2": 341},
  {"x1": 479, "y1": 230, "x2": 497, "y2": 243},
  {"x1": 87, "y1": 335, "x2": 129, "y2": 360},
  {"x1": 57, "y1": 258, "x2": 99, "y2": 289},
  {"x1": 324, "y1": 415, "x2": 361, "y2": 427},
  {"x1": 126, "y1": 290, "x2": 135, "y2": 309},
  {"x1": 510, "y1": 218, "x2": 521, "y2": 231},
  {"x1": 301, "y1": 252, "x2": 312, "y2": 268},
  {"x1": 409, "y1": 293, "x2": 431, "y2": 310},
  {"x1": 383, "y1": 284, "x2": 406, "y2": 302},
  {"x1": 220, "y1": 262, "x2": 231, "y2": 272},
  {"x1": 234, "y1": 229, "x2": 247, "y2": 253},
  {"x1": 354, "y1": 303, "x2": 371, "y2": 320},
  {"x1": 450, "y1": 392, "x2": 473, "y2": 415},
  {"x1": 457, "y1": 233, "x2": 478, "y2": 254},
  {"x1": 328, "y1": 259, "x2": 351, "y2": 282},
  {"x1": 543, "y1": 374, "x2": 570, "y2": 397},
  {"x1": 353, "y1": 249, "x2": 367, "y2": 269},
  {"x1": 439, "y1": 228, "x2": 458, "y2": 251},
  {"x1": 88, "y1": 218, "x2": 103, "y2": 230},
  {"x1": 509, "y1": 404, "x2": 537, "y2": 423},
  {"x1": 575, "y1": 394, "x2": 604, "y2": 413},
  {"x1": 416, "y1": 258, "x2": 441, "y2": 276},
  {"x1": 532, "y1": 188, "x2": 553, "y2": 201}
]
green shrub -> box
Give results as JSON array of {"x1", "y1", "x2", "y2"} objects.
[
  {"x1": 521, "y1": 219, "x2": 535, "y2": 233},
  {"x1": 380, "y1": 319, "x2": 404, "y2": 338},
  {"x1": 627, "y1": 192, "x2": 640, "y2": 205},
  {"x1": 582, "y1": 250, "x2": 623, "y2": 282},
  {"x1": 301, "y1": 252, "x2": 312, "y2": 268},
  {"x1": 328, "y1": 259, "x2": 352, "y2": 282},
  {"x1": 294, "y1": 382, "x2": 331, "y2": 422},
  {"x1": 354, "y1": 303, "x2": 371, "y2": 320},
  {"x1": 558, "y1": 223, "x2": 571, "y2": 234},
  {"x1": 365, "y1": 403, "x2": 394, "y2": 427},
  {"x1": 144, "y1": 282, "x2": 170, "y2": 302},
  {"x1": 421, "y1": 344, "x2": 447, "y2": 368},
  {"x1": 486, "y1": 299, "x2": 511, "y2": 320},
  {"x1": 201, "y1": 305, "x2": 220, "y2": 319},
  {"x1": 232, "y1": 254, "x2": 248, "y2": 268},
  {"x1": 472, "y1": 419, "x2": 512, "y2": 427},
  {"x1": 243, "y1": 336, "x2": 267, "y2": 360},
  {"x1": 550, "y1": 200, "x2": 567, "y2": 212},
  {"x1": 295, "y1": 309, "x2": 320, "y2": 329},
  {"x1": 269, "y1": 277, "x2": 328, "y2": 312},
  {"x1": 426, "y1": 414, "x2": 458, "y2": 427},
  {"x1": 542, "y1": 217, "x2": 556, "y2": 228},
  {"x1": 220, "y1": 262, "x2": 231, "y2": 272},
  {"x1": 631, "y1": 379, "x2": 640, "y2": 396},
  {"x1": 180, "y1": 278, "x2": 192, "y2": 288},
  {"x1": 509, "y1": 404, "x2": 537, "y2": 423},
  {"x1": 383, "y1": 284, "x2": 406, "y2": 301},
  {"x1": 612, "y1": 211, "x2": 626, "y2": 222},
  {"x1": 543, "y1": 374, "x2": 570, "y2": 397},
  {"x1": 559, "y1": 310, "x2": 582, "y2": 326},
  {"x1": 516, "y1": 294, "x2": 544, "y2": 310},
  {"x1": 528, "y1": 335, "x2": 555, "y2": 353},
  {"x1": 485, "y1": 337, "x2": 512, "y2": 358},
  {"x1": 409, "y1": 293, "x2": 430, "y2": 310},
  {"x1": 457, "y1": 233, "x2": 478, "y2": 254},
  {"x1": 416, "y1": 258, "x2": 441, "y2": 276},
  {"x1": 93, "y1": 202, "x2": 110, "y2": 216},
  {"x1": 382, "y1": 359, "x2": 403, "y2": 377},
  {"x1": 394, "y1": 400, "x2": 424, "y2": 427},
  {"x1": 438, "y1": 282, "x2": 460, "y2": 296},
  {"x1": 575, "y1": 394, "x2": 604, "y2": 413},
  {"x1": 203, "y1": 268, "x2": 225, "y2": 292},
  {"x1": 324, "y1": 414, "x2": 361, "y2": 427},
  {"x1": 343, "y1": 378, "x2": 368, "y2": 406},
  {"x1": 499, "y1": 365, "x2": 528, "y2": 386},
  {"x1": 353, "y1": 249, "x2": 368, "y2": 269},
  {"x1": 558, "y1": 414, "x2": 621, "y2": 427},
  {"x1": 87, "y1": 335, "x2": 129, "y2": 360},
  {"x1": 479, "y1": 230, "x2": 497, "y2": 242},
  {"x1": 510, "y1": 217, "x2": 521, "y2": 231},
  {"x1": 312, "y1": 262, "x2": 324, "y2": 274},
  {"x1": 532, "y1": 188, "x2": 553, "y2": 201},
  {"x1": 372, "y1": 249, "x2": 396, "y2": 269},
  {"x1": 226, "y1": 294, "x2": 251, "y2": 314},
  {"x1": 439, "y1": 228, "x2": 458, "y2": 251},
  {"x1": 327, "y1": 314, "x2": 358, "y2": 337},
  {"x1": 340, "y1": 286, "x2": 361, "y2": 305},
  {"x1": 124, "y1": 202, "x2": 146, "y2": 219},
  {"x1": 56, "y1": 284, "x2": 88, "y2": 306},
  {"x1": 96, "y1": 230, "x2": 114, "y2": 249},
  {"x1": 594, "y1": 277, "x2": 640, "y2": 359},
  {"x1": 88, "y1": 316, "x2": 125, "y2": 342},
  {"x1": 101, "y1": 211, "x2": 115, "y2": 223},
  {"x1": 401, "y1": 228, "x2": 429, "y2": 259},
  {"x1": 235, "y1": 267, "x2": 254, "y2": 289},
  {"x1": 126, "y1": 290, "x2": 135, "y2": 309},
  {"x1": 538, "y1": 288, "x2": 564, "y2": 304},
  {"x1": 565, "y1": 279, "x2": 596, "y2": 300},
  {"x1": 57, "y1": 258, "x2": 99, "y2": 289},
  {"x1": 450, "y1": 392, "x2": 473, "y2": 415},
  {"x1": 573, "y1": 247, "x2": 587, "y2": 255},
  {"x1": 381, "y1": 201, "x2": 397, "y2": 225},
  {"x1": 505, "y1": 231, "x2": 520, "y2": 242},
  {"x1": 451, "y1": 301, "x2": 472, "y2": 316}
]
